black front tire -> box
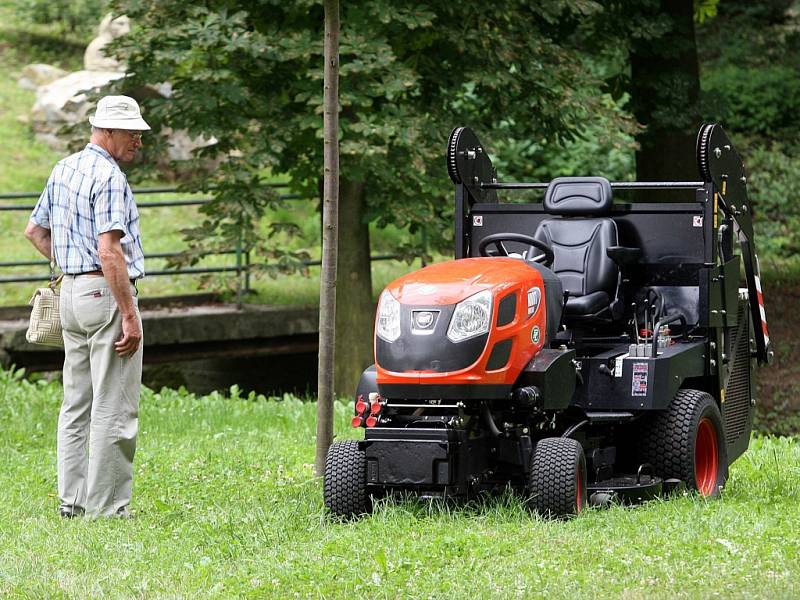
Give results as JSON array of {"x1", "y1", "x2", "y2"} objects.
[
  {"x1": 528, "y1": 437, "x2": 587, "y2": 517},
  {"x1": 638, "y1": 389, "x2": 728, "y2": 497},
  {"x1": 324, "y1": 440, "x2": 372, "y2": 518}
]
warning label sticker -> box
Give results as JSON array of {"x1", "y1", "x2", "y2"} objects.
[{"x1": 631, "y1": 362, "x2": 649, "y2": 397}]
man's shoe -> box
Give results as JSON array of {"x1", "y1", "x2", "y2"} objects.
[
  {"x1": 115, "y1": 506, "x2": 133, "y2": 520},
  {"x1": 59, "y1": 506, "x2": 84, "y2": 519}
]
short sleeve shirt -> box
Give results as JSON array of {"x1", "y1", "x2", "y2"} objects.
[{"x1": 30, "y1": 143, "x2": 145, "y2": 279}]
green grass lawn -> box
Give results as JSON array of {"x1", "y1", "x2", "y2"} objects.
[{"x1": 1, "y1": 367, "x2": 798, "y2": 599}]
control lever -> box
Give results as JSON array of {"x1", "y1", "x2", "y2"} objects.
[{"x1": 598, "y1": 364, "x2": 614, "y2": 378}]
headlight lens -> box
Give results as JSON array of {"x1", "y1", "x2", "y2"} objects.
[
  {"x1": 447, "y1": 290, "x2": 492, "y2": 342},
  {"x1": 376, "y1": 291, "x2": 401, "y2": 342}
]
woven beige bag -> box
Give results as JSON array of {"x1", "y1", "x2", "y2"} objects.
[
  {"x1": 26, "y1": 278, "x2": 63, "y2": 347},
  {"x1": 26, "y1": 221, "x2": 64, "y2": 348}
]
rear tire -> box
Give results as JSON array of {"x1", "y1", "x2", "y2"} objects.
[
  {"x1": 324, "y1": 440, "x2": 372, "y2": 518},
  {"x1": 639, "y1": 389, "x2": 728, "y2": 497},
  {"x1": 528, "y1": 437, "x2": 587, "y2": 517}
]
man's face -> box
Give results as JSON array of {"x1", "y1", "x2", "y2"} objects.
[{"x1": 105, "y1": 129, "x2": 144, "y2": 163}]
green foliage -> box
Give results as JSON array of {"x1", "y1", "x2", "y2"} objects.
[
  {"x1": 717, "y1": 0, "x2": 797, "y2": 23},
  {"x1": 16, "y1": 0, "x2": 109, "y2": 37},
  {"x1": 696, "y1": 0, "x2": 800, "y2": 146},
  {"x1": 1, "y1": 367, "x2": 800, "y2": 597},
  {"x1": 694, "y1": 0, "x2": 800, "y2": 262},
  {"x1": 693, "y1": 0, "x2": 719, "y2": 24},
  {"x1": 491, "y1": 94, "x2": 636, "y2": 183},
  {"x1": 702, "y1": 66, "x2": 800, "y2": 137},
  {"x1": 106, "y1": 0, "x2": 636, "y2": 267},
  {"x1": 0, "y1": 0, "x2": 88, "y2": 69},
  {"x1": 746, "y1": 143, "x2": 800, "y2": 258}
]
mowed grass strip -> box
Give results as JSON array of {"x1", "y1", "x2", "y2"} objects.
[{"x1": 0, "y1": 368, "x2": 798, "y2": 599}]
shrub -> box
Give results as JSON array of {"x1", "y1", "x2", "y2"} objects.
[
  {"x1": 17, "y1": 0, "x2": 109, "y2": 38},
  {"x1": 746, "y1": 143, "x2": 800, "y2": 258},
  {"x1": 702, "y1": 65, "x2": 800, "y2": 138}
]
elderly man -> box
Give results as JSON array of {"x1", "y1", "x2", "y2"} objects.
[{"x1": 25, "y1": 95, "x2": 149, "y2": 519}]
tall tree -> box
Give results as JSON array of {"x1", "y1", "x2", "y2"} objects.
[
  {"x1": 626, "y1": 0, "x2": 702, "y2": 181},
  {"x1": 110, "y1": 0, "x2": 632, "y2": 395},
  {"x1": 316, "y1": 0, "x2": 339, "y2": 475}
]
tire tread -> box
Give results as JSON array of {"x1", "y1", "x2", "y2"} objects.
[
  {"x1": 637, "y1": 389, "x2": 727, "y2": 494},
  {"x1": 324, "y1": 440, "x2": 371, "y2": 518},
  {"x1": 529, "y1": 437, "x2": 585, "y2": 517}
]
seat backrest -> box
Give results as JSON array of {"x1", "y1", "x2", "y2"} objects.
[
  {"x1": 534, "y1": 218, "x2": 618, "y2": 297},
  {"x1": 533, "y1": 177, "x2": 619, "y2": 316}
]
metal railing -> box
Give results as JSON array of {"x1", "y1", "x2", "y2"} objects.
[{"x1": 0, "y1": 185, "x2": 403, "y2": 302}]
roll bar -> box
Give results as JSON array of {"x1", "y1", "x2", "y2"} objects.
[{"x1": 446, "y1": 124, "x2": 773, "y2": 364}]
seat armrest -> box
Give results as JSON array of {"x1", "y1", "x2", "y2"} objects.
[{"x1": 606, "y1": 246, "x2": 641, "y2": 266}]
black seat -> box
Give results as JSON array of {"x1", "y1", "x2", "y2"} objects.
[{"x1": 533, "y1": 177, "x2": 619, "y2": 320}]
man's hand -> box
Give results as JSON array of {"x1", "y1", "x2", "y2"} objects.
[{"x1": 115, "y1": 313, "x2": 142, "y2": 357}]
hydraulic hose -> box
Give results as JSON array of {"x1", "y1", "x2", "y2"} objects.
[
  {"x1": 561, "y1": 419, "x2": 589, "y2": 439},
  {"x1": 481, "y1": 402, "x2": 502, "y2": 438}
]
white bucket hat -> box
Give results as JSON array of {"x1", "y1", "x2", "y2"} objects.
[{"x1": 89, "y1": 95, "x2": 151, "y2": 130}]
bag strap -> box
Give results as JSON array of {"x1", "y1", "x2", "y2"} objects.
[
  {"x1": 47, "y1": 211, "x2": 61, "y2": 291},
  {"x1": 49, "y1": 273, "x2": 64, "y2": 290},
  {"x1": 49, "y1": 228, "x2": 57, "y2": 290}
]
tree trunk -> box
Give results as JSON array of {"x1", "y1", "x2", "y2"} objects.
[
  {"x1": 630, "y1": 0, "x2": 701, "y2": 184},
  {"x1": 334, "y1": 179, "x2": 374, "y2": 398},
  {"x1": 315, "y1": 0, "x2": 339, "y2": 477}
]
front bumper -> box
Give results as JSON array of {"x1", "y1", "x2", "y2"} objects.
[{"x1": 363, "y1": 427, "x2": 488, "y2": 493}]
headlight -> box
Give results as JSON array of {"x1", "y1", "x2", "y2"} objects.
[
  {"x1": 376, "y1": 291, "x2": 401, "y2": 342},
  {"x1": 447, "y1": 290, "x2": 492, "y2": 342}
]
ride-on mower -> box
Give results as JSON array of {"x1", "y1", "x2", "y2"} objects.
[{"x1": 324, "y1": 124, "x2": 773, "y2": 518}]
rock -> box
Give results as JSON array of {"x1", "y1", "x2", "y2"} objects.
[
  {"x1": 84, "y1": 13, "x2": 130, "y2": 72},
  {"x1": 163, "y1": 127, "x2": 218, "y2": 162},
  {"x1": 30, "y1": 70, "x2": 126, "y2": 147},
  {"x1": 18, "y1": 64, "x2": 68, "y2": 91},
  {"x1": 22, "y1": 12, "x2": 220, "y2": 164},
  {"x1": 23, "y1": 12, "x2": 132, "y2": 150}
]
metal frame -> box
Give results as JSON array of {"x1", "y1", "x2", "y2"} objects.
[{"x1": 0, "y1": 186, "x2": 404, "y2": 298}]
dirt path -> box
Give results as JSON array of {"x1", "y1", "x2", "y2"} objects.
[{"x1": 755, "y1": 282, "x2": 800, "y2": 435}]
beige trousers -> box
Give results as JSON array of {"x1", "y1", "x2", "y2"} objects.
[{"x1": 58, "y1": 275, "x2": 143, "y2": 517}]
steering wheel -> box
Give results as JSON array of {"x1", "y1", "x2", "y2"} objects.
[{"x1": 477, "y1": 233, "x2": 555, "y2": 267}]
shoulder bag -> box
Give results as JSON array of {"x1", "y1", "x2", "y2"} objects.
[{"x1": 26, "y1": 221, "x2": 64, "y2": 348}]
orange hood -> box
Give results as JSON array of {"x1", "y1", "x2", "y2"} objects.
[{"x1": 385, "y1": 258, "x2": 537, "y2": 305}]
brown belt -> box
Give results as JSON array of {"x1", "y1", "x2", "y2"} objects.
[{"x1": 74, "y1": 271, "x2": 137, "y2": 284}]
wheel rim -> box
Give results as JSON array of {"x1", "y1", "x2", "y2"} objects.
[
  {"x1": 575, "y1": 468, "x2": 584, "y2": 513},
  {"x1": 695, "y1": 417, "x2": 719, "y2": 496}
]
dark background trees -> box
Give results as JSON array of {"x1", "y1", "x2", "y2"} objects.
[
  {"x1": 628, "y1": 0, "x2": 702, "y2": 182},
  {"x1": 698, "y1": 0, "x2": 800, "y2": 258}
]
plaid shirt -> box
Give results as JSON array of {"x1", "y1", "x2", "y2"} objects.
[{"x1": 30, "y1": 143, "x2": 145, "y2": 279}]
